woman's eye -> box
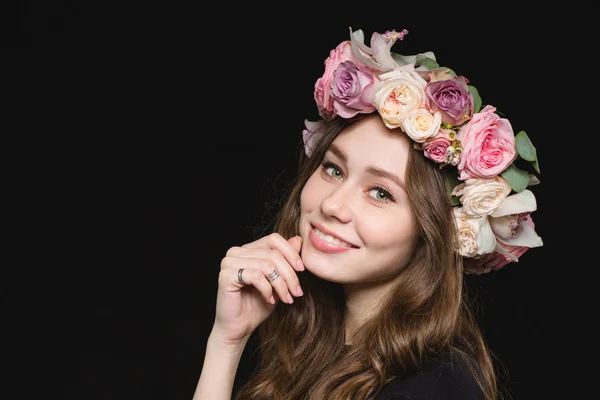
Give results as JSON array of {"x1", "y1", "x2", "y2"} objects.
[
  {"x1": 368, "y1": 187, "x2": 394, "y2": 202},
  {"x1": 322, "y1": 162, "x2": 343, "y2": 180},
  {"x1": 327, "y1": 167, "x2": 343, "y2": 180}
]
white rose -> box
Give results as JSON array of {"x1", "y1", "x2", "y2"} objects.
[
  {"x1": 452, "y1": 176, "x2": 512, "y2": 217},
  {"x1": 401, "y1": 108, "x2": 441, "y2": 143},
  {"x1": 453, "y1": 207, "x2": 497, "y2": 258}
]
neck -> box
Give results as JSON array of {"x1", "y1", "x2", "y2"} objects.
[{"x1": 343, "y1": 277, "x2": 396, "y2": 345}]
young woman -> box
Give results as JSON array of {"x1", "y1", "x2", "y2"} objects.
[{"x1": 194, "y1": 27, "x2": 542, "y2": 400}]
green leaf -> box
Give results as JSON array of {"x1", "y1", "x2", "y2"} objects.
[
  {"x1": 501, "y1": 163, "x2": 529, "y2": 193},
  {"x1": 420, "y1": 58, "x2": 440, "y2": 70},
  {"x1": 515, "y1": 130, "x2": 540, "y2": 173},
  {"x1": 515, "y1": 130, "x2": 537, "y2": 161},
  {"x1": 468, "y1": 85, "x2": 482, "y2": 113},
  {"x1": 443, "y1": 67, "x2": 457, "y2": 76},
  {"x1": 532, "y1": 158, "x2": 540, "y2": 174},
  {"x1": 444, "y1": 172, "x2": 461, "y2": 206},
  {"x1": 449, "y1": 194, "x2": 461, "y2": 206}
]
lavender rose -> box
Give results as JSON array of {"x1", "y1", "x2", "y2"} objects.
[
  {"x1": 314, "y1": 41, "x2": 356, "y2": 120},
  {"x1": 330, "y1": 61, "x2": 378, "y2": 118},
  {"x1": 425, "y1": 76, "x2": 473, "y2": 126}
]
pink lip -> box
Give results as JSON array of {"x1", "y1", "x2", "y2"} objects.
[{"x1": 309, "y1": 223, "x2": 358, "y2": 253}]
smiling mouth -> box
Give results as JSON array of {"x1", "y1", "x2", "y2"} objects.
[{"x1": 312, "y1": 226, "x2": 359, "y2": 248}]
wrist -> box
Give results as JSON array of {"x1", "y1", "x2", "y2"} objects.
[{"x1": 207, "y1": 328, "x2": 250, "y2": 355}]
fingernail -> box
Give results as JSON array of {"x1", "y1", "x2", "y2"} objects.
[
  {"x1": 297, "y1": 259, "x2": 304, "y2": 271},
  {"x1": 287, "y1": 293, "x2": 294, "y2": 304},
  {"x1": 270, "y1": 296, "x2": 275, "y2": 304},
  {"x1": 296, "y1": 285, "x2": 303, "y2": 296}
]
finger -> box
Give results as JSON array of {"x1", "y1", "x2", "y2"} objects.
[
  {"x1": 288, "y1": 235, "x2": 302, "y2": 251},
  {"x1": 288, "y1": 236, "x2": 304, "y2": 271},
  {"x1": 220, "y1": 266, "x2": 275, "y2": 304},
  {"x1": 288, "y1": 236, "x2": 303, "y2": 270},
  {"x1": 225, "y1": 247, "x2": 303, "y2": 298},
  {"x1": 221, "y1": 256, "x2": 296, "y2": 304},
  {"x1": 243, "y1": 233, "x2": 304, "y2": 272}
]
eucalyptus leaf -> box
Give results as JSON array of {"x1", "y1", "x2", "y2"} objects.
[
  {"x1": 533, "y1": 158, "x2": 540, "y2": 174},
  {"x1": 528, "y1": 174, "x2": 541, "y2": 186},
  {"x1": 501, "y1": 163, "x2": 529, "y2": 193},
  {"x1": 515, "y1": 130, "x2": 537, "y2": 162},
  {"x1": 442, "y1": 67, "x2": 457, "y2": 77},
  {"x1": 449, "y1": 194, "x2": 461, "y2": 206},
  {"x1": 468, "y1": 85, "x2": 482, "y2": 113},
  {"x1": 444, "y1": 172, "x2": 461, "y2": 206},
  {"x1": 420, "y1": 58, "x2": 440, "y2": 70},
  {"x1": 392, "y1": 52, "x2": 437, "y2": 68}
]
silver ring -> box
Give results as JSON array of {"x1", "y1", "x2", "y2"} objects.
[
  {"x1": 268, "y1": 268, "x2": 280, "y2": 282},
  {"x1": 238, "y1": 268, "x2": 247, "y2": 285}
]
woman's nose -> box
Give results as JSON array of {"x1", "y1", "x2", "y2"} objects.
[{"x1": 320, "y1": 183, "x2": 355, "y2": 223}]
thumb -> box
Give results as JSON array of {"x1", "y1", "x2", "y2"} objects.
[{"x1": 288, "y1": 235, "x2": 303, "y2": 254}]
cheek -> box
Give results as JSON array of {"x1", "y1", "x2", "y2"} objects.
[
  {"x1": 361, "y1": 213, "x2": 418, "y2": 250},
  {"x1": 300, "y1": 174, "x2": 322, "y2": 213}
]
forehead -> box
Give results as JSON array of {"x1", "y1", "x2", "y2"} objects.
[{"x1": 330, "y1": 116, "x2": 411, "y2": 174}]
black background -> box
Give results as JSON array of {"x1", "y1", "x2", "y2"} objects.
[{"x1": 9, "y1": 2, "x2": 591, "y2": 400}]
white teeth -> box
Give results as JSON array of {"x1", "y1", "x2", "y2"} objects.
[{"x1": 314, "y1": 227, "x2": 353, "y2": 248}]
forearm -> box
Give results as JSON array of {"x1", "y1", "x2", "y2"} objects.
[{"x1": 192, "y1": 331, "x2": 249, "y2": 400}]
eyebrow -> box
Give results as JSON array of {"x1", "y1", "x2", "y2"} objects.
[{"x1": 328, "y1": 144, "x2": 407, "y2": 190}]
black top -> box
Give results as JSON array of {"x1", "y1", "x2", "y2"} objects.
[{"x1": 374, "y1": 358, "x2": 485, "y2": 400}]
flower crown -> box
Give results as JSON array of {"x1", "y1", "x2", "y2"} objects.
[{"x1": 302, "y1": 27, "x2": 543, "y2": 275}]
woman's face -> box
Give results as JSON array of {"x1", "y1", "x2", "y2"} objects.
[{"x1": 299, "y1": 114, "x2": 419, "y2": 284}]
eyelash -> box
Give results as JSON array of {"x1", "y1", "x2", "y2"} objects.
[{"x1": 320, "y1": 161, "x2": 396, "y2": 203}]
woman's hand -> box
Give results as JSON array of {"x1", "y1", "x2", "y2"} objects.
[{"x1": 211, "y1": 233, "x2": 305, "y2": 344}]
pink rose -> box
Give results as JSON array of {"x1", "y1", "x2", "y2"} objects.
[
  {"x1": 425, "y1": 76, "x2": 473, "y2": 126},
  {"x1": 330, "y1": 61, "x2": 378, "y2": 118},
  {"x1": 314, "y1": 41, "x2": 356, "y2": 120},
  {"x1": 422, "y1": 128, "x2": 453, "y2": 164},
  {"x1": 456, "y1": 105, "x2": 517, "y2": 180}
]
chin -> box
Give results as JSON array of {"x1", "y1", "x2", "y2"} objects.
[{"x1": 299, "y1": 247, "x2": 351, "y2": 284}]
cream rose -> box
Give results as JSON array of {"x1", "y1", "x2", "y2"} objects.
[
  {"x1": 401, "y1": 108, "x2": 441, "y2": 143},
  {"x1": 451, "y1": 176, "x2": 512, "y2": 217},
  {"x1": 453, "y1": 207, "x2": 497, "y2": 258},
  {"x1": 374, "y1": 65, "x2": 427, "y2": 129}
]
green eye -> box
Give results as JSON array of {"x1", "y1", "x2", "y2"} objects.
[
  {"x1": 368, "y1": 187, "x2": 394, "y2": 203},
  {"x1": 328, "y1": 167, "x2": 343, "y2": 180},
  {"x1": 322, "y1": 161, "x2": 344, "y2": 180}
]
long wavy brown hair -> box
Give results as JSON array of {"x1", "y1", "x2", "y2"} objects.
[{"x1": 235, "y1": 116, "x2": 501, "y2": 400}]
